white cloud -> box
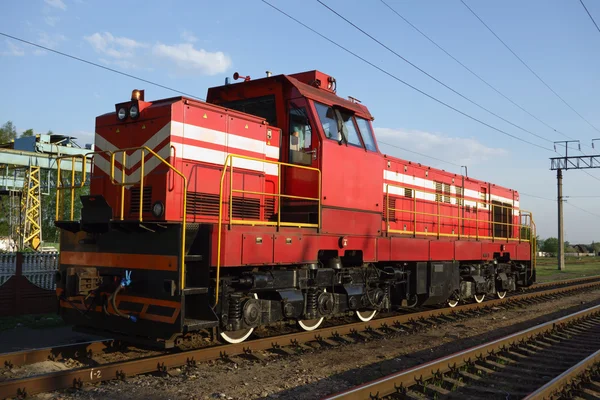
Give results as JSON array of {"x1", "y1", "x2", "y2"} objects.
[
  {"x1": 1, "y1": 40, "x2": 25, "y2": 56},
  {"x1": 83, "y1": 31, "x2": 231, "y2": 75},
  {"x1": 181, "y1": 30, "x2": 198, "y2": 43},
  {"x1": 44, "y1": 0, "x2": 66, "y2": 10},
  {"x1": 152, "y1": 43, "x2": 231, "y2": 75},
  {"x1": 375, "y1": 127, "x2": 507, "y2": 167},
  {"x1": 33, "y1": 32, "x2": 66, "y2": 55},
  {"x1": 44, "y1": 16, "x2": 60, "y2": 27},
  {"x1": 84, "y1": 32, "x2": 147, "y2": 59}
]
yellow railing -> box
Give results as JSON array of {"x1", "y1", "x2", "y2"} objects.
[
  {"x1": 56, "y1": 146, "x2": 189, "y2": 290},
  {"x1": 385, "y1": 183, "x2": 534, "y2": 243},
  {"x1": 214, "y1": 154, "x2": 321, "y2": 306},
  {"x1": 56, "y1": 154, "x2": 91, "y2": 221}
]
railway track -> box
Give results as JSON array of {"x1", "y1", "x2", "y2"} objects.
[
  {"x1": 324, "y1": 303, "x2": 600, "y2": 399},
  {"x1": 2, "y1": 276, "x2": 600, "y2": 399}
]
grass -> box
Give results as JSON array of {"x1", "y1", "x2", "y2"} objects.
[
  {"x1": 0, "y1": 313, "x2": 65, "y2": 332},
  {"x1": 535, "y1": 257, "x2": 600, "y2": 282}
]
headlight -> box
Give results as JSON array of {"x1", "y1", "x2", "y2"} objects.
[
  {"x1": 152, "y1": 201, "x2": 164, "y2": 218},
  {"x1": 129, "y1": 105, "x2": 139, "y2": 119},
  {"x1": 117, "y1": 107, "x2": 127, "y2": 120}
]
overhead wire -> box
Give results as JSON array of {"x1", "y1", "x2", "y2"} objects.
[
  {"x1": 377, "y1": 140, "x2": 463, "y2": 168},
  {"x1": 460, "y1": 0, "x2": 600, "y2": 136},
  {"x1": 379, "y1": 0, "x2": 577, "y2": 142},
  {"x1": 260, "y1": 0, "x2": 553, "y2": 152},
  {"x1": 317, "y1": 0, "x2": 556, "y2": 147},
  {"x1": 579, "y1": 0, "x2": 600, "y2": 34}
]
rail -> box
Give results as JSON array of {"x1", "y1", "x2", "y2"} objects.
[
  {"x1": 215, "y1": 154, "x2": 321, "y2": 306},
  {"x1": 384, "y1": 183, "x2": 535, "y2": 243},
  {"x1": 56, "y1": 147, "x2": 188, "y2": 290}
]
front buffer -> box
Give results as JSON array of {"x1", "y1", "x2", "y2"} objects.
[{"x1": 55, "y1": 197, "x2": 217, "y2": 348}]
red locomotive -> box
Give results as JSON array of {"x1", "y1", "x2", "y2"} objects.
[{"x1": 55, "y1": 70, "x2": 536, "y2": 347}]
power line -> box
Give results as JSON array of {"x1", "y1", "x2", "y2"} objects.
[
  {"x1": 460, "y1": 0, "x2": 600, "y2": 136},
  {"x1": 565, "y1": 195, "x2": 600, "y2": 198},
  {"x1": 520, "y1": 193, "x2": 555, "y2": 202},
  {"x1": 565, "y1": 201, "x2": 600, "y2": 218},
  {"x1": 378, "y1": 140, "x2": 462, "y2": 168},
  {"x1": 379, "y1": 0, "x2": 577, "y2": 142},
  {"x1": 260, "y1": 0, "x2": 553, "y2": 152},
  {"x1": 579, "y1": 0, "x2": 600, "y2": 34},
  {"x1": 0, "y1": 32, "x2": 206, "y2": 101},
  {"x1": 317, "y1": 0, "x2": 554, "y2": 146}
]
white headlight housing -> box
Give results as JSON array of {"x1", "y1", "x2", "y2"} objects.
[
  {"x1": 117, "y1": 107, "x2": 127, "y2": 120},
  {"x1": 129, "y1": 105, "x2": 139, "y2": 119},
  {"x1": 152, "y1": 201, "x2": 164, "y2": 217}
]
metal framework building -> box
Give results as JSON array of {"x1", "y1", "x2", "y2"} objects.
[{"x1": 0, "y1": 134, "x2": 92, "y2": 251}]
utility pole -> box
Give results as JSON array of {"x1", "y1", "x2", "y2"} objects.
[
  {"x1": 550, "y1": 140, "x2": 600, "y2": 271},
  {"x1": 557, "y1": 168, "x2": 564, "y2": 271}
]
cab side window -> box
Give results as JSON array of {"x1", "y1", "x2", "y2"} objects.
[{"x1": 289, "y1": 107, "x2": 313, "y2": 165}]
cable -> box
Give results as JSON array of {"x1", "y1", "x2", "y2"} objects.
[
  {"x1": 260, "y1": 1, "x2": 553, "y2": 152},
  {"x1": 379, "y1": 0, "x2": 576, "y2": 142},
  {"x1": 0, "y1": 32, "x2": 206, "y2": 101},
  {"x1": 565, "y1": 195, "x2": 600, "y2": 198},
  {"x1": 460, "y1": 0, "x2": 600, "y2": 135},
  {"x1": 378, "y1": 140, "x2": 462, "y2": 168},
  {"x1": 317, "y1": 0, "x2": 553, "y2": 145},
  {"x1": 565, "y1": 201, "x2": 600, "y2": 218},
  {"x1": 520, "y1": 193, "x2": 555, "y2": 201},
  {"x1": 579, "y1": 0, "x2": 600, "y2": 34}
]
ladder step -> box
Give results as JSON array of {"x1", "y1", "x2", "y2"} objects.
[
  {"x1": 185, "y1": 255, "x2": 203, "y2": 262},
  {"x1": 184, "y1": 318, "x2": 218, "y2": 330},
  {"x1": 183, "y1": 287, "x2": 208, "y2": 295}
]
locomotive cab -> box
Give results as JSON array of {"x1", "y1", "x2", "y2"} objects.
[{"x1": 207, "y1": 70, "x2": 383, "y2": 232}]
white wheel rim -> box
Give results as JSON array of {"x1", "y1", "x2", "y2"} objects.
[
  {"x1": 497, "y1": 291, "x2": 507, "y2": 299},
  {"x1": 298, "y1": 317, "x2": 324, "y2": 331},
  {"x1": 220, "y1": 328, "x2": 254, "y2": 344},
  {"x1": 219, "y1": 293, "x2": 258, "y2": 344},
  {"x1": 448, "y1": 300, "x2": 459, "y2": 308},
  {"x1": 356, "y1": 310, "x2": 377, "y2": 322},
  {"x1": 474, "y1": 294, "x2": 485, "y2": 303}
]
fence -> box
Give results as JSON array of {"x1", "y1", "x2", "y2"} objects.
[{"x1": 0, "y1": 252, "x2": 59, "y2": 317}]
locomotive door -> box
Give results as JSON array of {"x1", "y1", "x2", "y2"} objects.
[{"x1": 281, "y1": 99, "x2": 321, "y2": 225}]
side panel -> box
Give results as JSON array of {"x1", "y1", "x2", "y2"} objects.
[{"x1": 430, "y1": 241, "x2": 454, "y2": 261}]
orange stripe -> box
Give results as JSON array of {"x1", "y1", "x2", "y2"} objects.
[
  {"x1": 61, "y1": 251, "x2": 177, "y2": 271},
  {"x1": 60, "y1": 294, "x2": 181, "y2": 324}
]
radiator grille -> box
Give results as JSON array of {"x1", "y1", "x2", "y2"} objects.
[
  {"x1": 130, "y1": 187, "x2": 152, "y2": 213},
  {"x1": 186, "y1": 191, "x2": 265, "y2": 220},
  {"x1": 186, "y1": 192, "x2": 220, "y2": 216}
]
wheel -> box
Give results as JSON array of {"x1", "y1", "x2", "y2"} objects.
[
  {"x1": 474, "y1": 294, "x2": 485, "y2": 303},
  {"x1": 448, "y1": 299, "x2": 459, "y2": 308},
  {"x1": 356, "y1": 309, "x2": 377, "y2": 322},
  {"x1": 219, "y1": 293, "x2": 258, "y2": 344},
  {"x1": 496, "y1": 291, "x2": 507, "y2": 299},
  {"x1": 298, "y1": 318, "x2": 324, "y2": 331}
]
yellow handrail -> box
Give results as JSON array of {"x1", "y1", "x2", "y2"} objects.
[
  {"x1": 55, "y1": 154, "x2": 89, "y2": 220},
  {"x1": 215, "y1": 153, "x2": 321, "y2": 307},
  {"x1": 110, "y1": 146, "x2": 188, "y2": 290},
  {"x1": 384, "y1": 183, "x2": 534, "y2": 243}
]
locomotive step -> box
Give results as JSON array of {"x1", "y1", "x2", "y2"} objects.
[
  {"x1": 183, "y1": 287, "x2": 209, "y2": 295},
  {"x1": 184, "y1": 255, "x2": 203, "y2": 262},
  {"x1": 184, "y1": 318, "x2": 218, "y2": 330}
]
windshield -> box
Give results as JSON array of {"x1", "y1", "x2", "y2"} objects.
[
  {"x1": 355, "y1": 117, "x2": 377, "y2": 151},
  {"x1": 314, "y1": 102, "x2": 364, "y2": 148}
]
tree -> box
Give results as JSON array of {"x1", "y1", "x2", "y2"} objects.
[
  {"x1": 0, "y1": 121, "x2": 17, "y2": 143},
  {"x1": 20, "y1": 129, "x2": 34, "y2": 137},
  {"x1": 541, "y1": 237, "x2": 558, "y2": 254}
]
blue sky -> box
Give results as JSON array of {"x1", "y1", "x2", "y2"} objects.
[{"x1": 1, "y1": 0, "x2": 600, "y2": 243}]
